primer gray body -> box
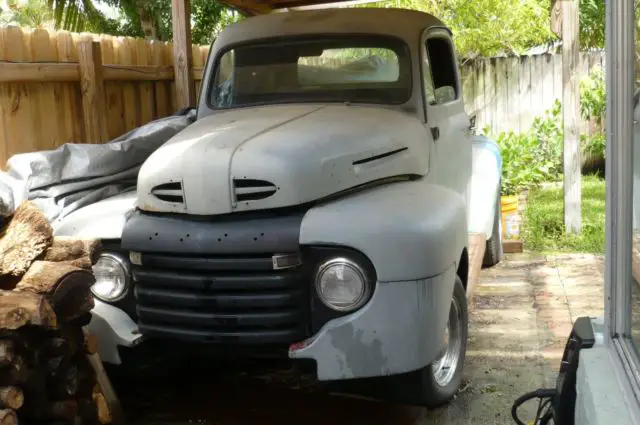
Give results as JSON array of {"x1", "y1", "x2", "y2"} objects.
[{"x1": 50, "y1": 8, "x2": 503, "y2": 380}]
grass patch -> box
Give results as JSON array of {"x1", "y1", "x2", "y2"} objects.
[{"x1": 522, "y1": 175, "x2": 605, "y2": 253}]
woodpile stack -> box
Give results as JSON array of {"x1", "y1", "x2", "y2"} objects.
[{"x1": 0, "y1": 202, "x2": 112, "y2": 425}]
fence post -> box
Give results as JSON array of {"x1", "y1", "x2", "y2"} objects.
[{"x1": 78, "y1": 41, "x2": 108, "y2": 143}]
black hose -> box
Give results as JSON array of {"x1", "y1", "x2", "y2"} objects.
[{"x1": 511, "y1": 388, "x2": 557, "y2": 425}]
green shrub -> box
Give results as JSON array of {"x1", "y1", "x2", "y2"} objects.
[
  {"x1": 580, "y1": 68, "x2": 606, "y2": 159},
  {"x1": 490, "y1": 100, "x2": 563, "y2": 195}
]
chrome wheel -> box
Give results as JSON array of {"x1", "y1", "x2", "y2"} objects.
[{"x1": 431, "y1": 296, "x2": 463, "y2": 387}]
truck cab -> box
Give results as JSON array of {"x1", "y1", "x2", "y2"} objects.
[{"x1": 55, "y1": 7, "x2": 503, "y2": 408}]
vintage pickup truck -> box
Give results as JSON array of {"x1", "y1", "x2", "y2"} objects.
[{"x1": 54, "y1": 7, "x2": 503, "y2": 407}]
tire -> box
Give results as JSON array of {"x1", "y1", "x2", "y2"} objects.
[
  {"x1": 483, "y1": 193, "x2": 503, "y2": 267},
  {"x1": 384, "y1": 275, "x2": 469, "y2": 408}
]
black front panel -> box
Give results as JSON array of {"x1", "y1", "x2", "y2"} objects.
[
  {"x1": 133, "y1": 252, "x2": 310, "y2": 346},
  {"x1": 122, "y1": 209, "x2": 304, "y2": 255}
]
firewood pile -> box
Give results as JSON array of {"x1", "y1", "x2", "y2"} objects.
[{"x1": 0, "y1": 202, "x2": 112, "y2": 425}]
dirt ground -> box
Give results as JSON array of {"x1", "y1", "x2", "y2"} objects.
[{"x1": 110, "y1": 253, "x2": 605, "y2": 425}]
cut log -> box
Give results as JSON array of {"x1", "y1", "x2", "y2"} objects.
[
  {"x1": 16, "y1": 261, "x2": 95, "y2": 323},
  {"x1": 42, "y1": 238, "x2": 101, "y2": 264},
  {"x1": 0, "y1": 292, "x2": 56, "y2": 330},
  {"x1": 0, "y1": 342, "x2": 13, "y2": 367},
  {"x1": 0, "y1": 201, "x2": 53, "y2": 279},
  {"x1": 59, "y1": 255, "x2": 94, "y2": 270},
  {"x1": 84, "y1": 330, "x2": 98, "y2": 355},
  {"x1": 0, "y1": 409, "x2": 17, "y2": 425},
  {"x1": 16, "y1": 261, "x2": 94, "y2": 296},
  {"x1": 23, "y1": 366, "x2": 47, "y2": 394},
  {"x1": 88, "y1": 352, "x2": 120, "y2": 424},
  {"x1": 0, "y1": 387, "x2": 23, "y2": 410},
  {"x1": 47, "y1": 357, "x2": 79, "y2": 400},
  {"x1": 42, "y1": 337, "x2": 73, "y2": 358},
  {"x1": 93, "y1": 392, "x2": 111, "y2": 425},
  {"x1": 0, "y1": 356, "x2": 28, "y2": 384}
]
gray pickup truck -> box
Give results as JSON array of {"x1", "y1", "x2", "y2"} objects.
[{"x1": 54, "y1": 7, "x2": 503, "y2": 407}]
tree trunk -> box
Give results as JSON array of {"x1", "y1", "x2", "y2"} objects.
[{"x1": 136, "y1": 1, "x2": 158, "y2": 40}]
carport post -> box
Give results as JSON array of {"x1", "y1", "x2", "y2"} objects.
[
  {"x1": 561, "y1": 0, "x2": 582, "y2": 234},
  {"x1": 171, "y1": 0, "x2": 196, "y2": 110}
]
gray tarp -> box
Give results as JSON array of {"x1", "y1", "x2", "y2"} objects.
[{"x1": 0, "y1": 108, "x2": 196, "y2": 224}]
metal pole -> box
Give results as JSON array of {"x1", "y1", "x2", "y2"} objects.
[{"x1": 604, "y1": 0, "x2": 635, "y2": 342}]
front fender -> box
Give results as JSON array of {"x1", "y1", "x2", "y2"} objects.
[
  {"x1": 300, "y1": 179, "x2": 467, "y2": 282},
  {"x1": 53, "y1": 191, "x2": 137, "y2": 238}
]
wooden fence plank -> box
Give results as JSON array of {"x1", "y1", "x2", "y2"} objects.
[
  {"x1": 518, "y1": 55, "x2": 532, "y2": 134},
  {"x1": 505, "y1": 57, "x2": 519, "y2": 133},
  {"x1": 0, "y1": 28, "x2": 9, "y2": 165},
  {"x1": 78, "y1": 41, "x2": 108, "y2": 143},
  {"x1": 31, "y1": 29, "x2": 60, "y2": 151},
  {"x1": 55, "y1": 31, "x2": 83, "y2": 144},
  {"x1": 4, "y1": 27, "x2": 37, "y2": 162},
  {"x1": 152, "y1": 41, "x2": 170, "y2": 118},
  {"x1": 117, "y1": 37, "x2": 140, "y2": 132},
  {"x1": 136, "y1": 38, "x2": 155, "y2": 124},
  {"x1": 101, "y1": 34, "x2": 125, "y2": 140}
]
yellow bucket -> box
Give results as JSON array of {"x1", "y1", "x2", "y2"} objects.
[{"x1": 501, "y1": 195, "x2": 520, "y2": 240}]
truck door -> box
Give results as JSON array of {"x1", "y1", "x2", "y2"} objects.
[{"x1": 420, "y1": 29, "x2": 473, "y2": 198}]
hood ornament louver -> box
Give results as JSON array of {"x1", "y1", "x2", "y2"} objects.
[
  {"x1": 150, "y1": 182, "x2": 184, "y2": 204},
  {"x1": 233, "y1": 179, "x2": 278, "y2": 202}
]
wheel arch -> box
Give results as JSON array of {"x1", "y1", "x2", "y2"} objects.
[{"x1": 457, "y1": 247, "x2": 469, "y2": 291}]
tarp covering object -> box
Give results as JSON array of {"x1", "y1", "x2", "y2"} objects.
[{"x1": 0, "y1": 108, "x2": 196, "y2": 225}]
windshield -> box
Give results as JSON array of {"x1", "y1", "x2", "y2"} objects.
[{"x1": 209, "y1": 35, "x2": 412, "y2": 109}]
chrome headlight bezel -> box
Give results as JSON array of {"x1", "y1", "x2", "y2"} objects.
[
  {"x1": 314, "y1": 257, "x2": 372, "y2": 312},
  {"x1": 91, "y1": 252, "x2": 131, "y2": 302}
]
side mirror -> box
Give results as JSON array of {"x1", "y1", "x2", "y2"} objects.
[{"x1": 469, "y1": 114, "x2": 477, "y2": 132}]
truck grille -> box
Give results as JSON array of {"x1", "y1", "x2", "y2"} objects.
[{"x1": 132, "y1": 252, "x2": 309, "y2": 346}]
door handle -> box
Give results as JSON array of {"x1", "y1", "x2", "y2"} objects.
[{"x1": 431, "y1": 127, "x2": 440, "y2": 141}]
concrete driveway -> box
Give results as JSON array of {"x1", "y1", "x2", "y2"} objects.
[{"x1": 113, "y1": 253, "x2": 605, "y2": 425}]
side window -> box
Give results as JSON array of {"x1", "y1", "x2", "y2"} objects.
[
  {"x1": 422, "y1": 53, "x2": 436, "y2": 106},
  {"x1": 425, "y1": 36, "x2": 459, "y2": 105}
]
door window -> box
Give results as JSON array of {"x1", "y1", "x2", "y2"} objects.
[{"x1": 424, "y1": 36, "x2": 459, "y2": 105}]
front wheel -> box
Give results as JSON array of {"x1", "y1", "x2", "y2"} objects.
[{"x1": 391, "y1": 275, "x2": 468, "y2": 408}]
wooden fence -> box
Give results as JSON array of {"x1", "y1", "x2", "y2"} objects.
[
  {"x1": 0, "y1": 26, "x2": 606, "y2": 166},
  {"x1": 0, "y1": 26, "x2": 210, "y2": 166},
  {"x1": 461, "y1": 50, "x2": 605, "y2": 135}
]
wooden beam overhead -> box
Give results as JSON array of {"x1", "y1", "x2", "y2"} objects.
[{"x1": 171, "y1": 0, "x2": 196, "y2": 109}]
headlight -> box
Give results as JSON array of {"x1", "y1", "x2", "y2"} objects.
[
  {"x1": 91, "y1": 253, "x2": 130, "y2": 302},
  {"x1": 315, "y1": 257, "x2": 371, "y2": 312}
]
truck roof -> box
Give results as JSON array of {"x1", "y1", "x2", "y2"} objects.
[{"x1": 213, "y1": 8, "x2": 448, "y2": 50}]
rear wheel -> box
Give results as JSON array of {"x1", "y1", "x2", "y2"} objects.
[{"x1": 483, "y1": 193, "x2": 503, "y2": 267}]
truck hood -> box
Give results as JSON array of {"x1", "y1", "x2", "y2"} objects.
[{"x1": 137, "y1": 104, "x2": 428, "y2": 215}]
